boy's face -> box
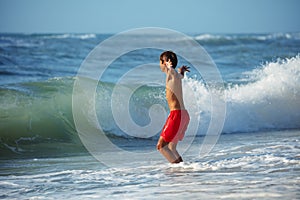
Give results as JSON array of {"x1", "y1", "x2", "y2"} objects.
[{"x1": 160, "y1": 59, "x2": 166, "y2": 72}]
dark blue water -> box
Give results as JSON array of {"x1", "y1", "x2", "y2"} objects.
[{"x1": 1, "y1": 33, "x2": 299, "y2": 85}]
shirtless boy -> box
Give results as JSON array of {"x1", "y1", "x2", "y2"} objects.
[{"x1": 156, "y1": 51, "x2": 190, "y2": 163}]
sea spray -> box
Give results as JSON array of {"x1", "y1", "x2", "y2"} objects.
[{"x1": 224, "y1": 55, "x2": 300, "y2": 132}]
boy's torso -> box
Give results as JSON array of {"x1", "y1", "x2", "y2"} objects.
[{"x1": 166, "y1": 68, "x2": 185, "y2": 111}]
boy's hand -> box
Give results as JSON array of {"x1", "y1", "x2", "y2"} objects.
[
  {"x1": 178, "y1": 65, "x2": 190, "y2": 76},
  {"x1": 166, "y1": 60, "x2": 172, "y2": 69}
]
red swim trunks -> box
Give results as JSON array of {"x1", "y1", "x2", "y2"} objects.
[{"x1": 160, "y1": 110, "x2": 190, "y2": 143}]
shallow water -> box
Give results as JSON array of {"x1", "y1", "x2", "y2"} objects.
[{"x1": 1, "y1": 130, "x2": 299, "y2": 199}]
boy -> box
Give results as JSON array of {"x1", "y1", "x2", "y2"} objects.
[{"x1": 156, "y1": 51, "x2": 190, "y2": 163}]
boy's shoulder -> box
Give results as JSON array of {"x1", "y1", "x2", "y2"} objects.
[
  {"x1": 167, "y1": 68, "x2": 183, "y2": 81},
  {"x1": 167, "y1": 67, "x2": 177, "y2": 75}
]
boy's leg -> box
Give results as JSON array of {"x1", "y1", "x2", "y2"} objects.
[
  {"x1": 168, "y1": 142, "x2": 183, "y2": 163},
  {"x1": 157, "y1": 137, "x2": 177, "y2": 163}
]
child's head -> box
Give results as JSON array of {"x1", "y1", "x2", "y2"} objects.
[{"x1": 160, "y1": 51, "x2": 178, "y2": 68}]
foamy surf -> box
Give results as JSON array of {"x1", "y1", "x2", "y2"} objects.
[
  {"x1": 1, "y1": 130, "x2": 299, "y2": 199},
  {"x1": 224, "y1": 55, "x2": 300, "y2": 132},
  {"x1": 184, "y1": 55, "x2": 300, "y2": 134}
]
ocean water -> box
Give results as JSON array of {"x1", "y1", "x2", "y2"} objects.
[{"x1": 0, "y1": 32, "x2": 300, "y2": 199}]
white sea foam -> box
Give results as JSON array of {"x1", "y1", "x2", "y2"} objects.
[
  {"x1": 43, "y1": 33, "x2": 96, "y2": 39},
  {"x1": 184, "y1": 55, "x2": 300, "y2": 134},
  {"x1": 2, "y1": 133, "x2": 299, "y2": 200},
  {"x1": 194, "y1": 34, "x2": 226, "y2": 41},
  {"x1": 194, "y1": 32, "x2": 300, "y2": 42}
]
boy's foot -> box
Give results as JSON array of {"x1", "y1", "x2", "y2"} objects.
[{"x1": 172, "y1": 156, "x2": 183, "y2": 164}]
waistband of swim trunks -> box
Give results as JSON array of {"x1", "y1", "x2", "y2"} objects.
[{"x1": 170, "y1": 109, "x2": 188, "y2": 113}]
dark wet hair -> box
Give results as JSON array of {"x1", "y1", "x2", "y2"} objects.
[{"x1": 160, "y1": 51, "x2": 178, "y2": 68}]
